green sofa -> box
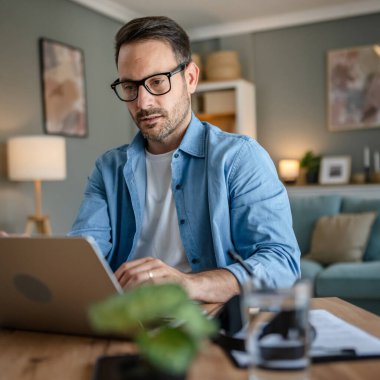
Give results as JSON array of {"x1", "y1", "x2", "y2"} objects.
[{"x1": 289, "y1": 195, "x2": 380, "y2": 315}]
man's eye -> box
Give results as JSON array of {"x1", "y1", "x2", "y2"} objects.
[
  {"x1": 121, "y1": 83, "x2": 135, "y2": 91},
  {"x1": 148, "y1": 77, "x2": 165, "y2": 88}
]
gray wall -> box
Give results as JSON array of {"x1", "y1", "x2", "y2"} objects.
[
  {"x1": 192, "y1": 13, "x2": 380, "y2": 174},
  {"x1": 0, "y1": 0, "x2": 133, "y2": 234},
  {"x1": 1, "y1": 2, "x2": 380, "y2": 234}
]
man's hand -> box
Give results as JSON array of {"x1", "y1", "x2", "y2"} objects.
[
  {"x1": 115, "y1": 257, "x2": 240, "y2": 303},
  {"x1": 115, "y1": 256, "x2": 190, "y2": 289}
]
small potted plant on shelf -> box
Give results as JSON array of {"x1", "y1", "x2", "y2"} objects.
[
  {"x1": 88, "y1": 283, "x2": 217, "y2": 379},
  {"x1": 300, "y1": 150, "x2": 321, "y2": 184}
]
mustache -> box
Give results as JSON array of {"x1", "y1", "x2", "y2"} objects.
[{"x1": 136, "y1": 108, "x2": 168, "y2": 122}]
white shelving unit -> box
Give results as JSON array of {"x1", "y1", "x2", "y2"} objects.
[{"x1": 193, "y1": 79, "x2": 257, "y2": 139}]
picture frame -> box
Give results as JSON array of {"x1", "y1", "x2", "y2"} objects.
[
  {"x1": 319, "y1": 156, "x2": 352, "y2": 185},
  {"x1": 39, "y1": 38, "x2": 87, "y2": 137},
  {"x1": 327, "y1": 44, "x2": 380, "y2": 132}
]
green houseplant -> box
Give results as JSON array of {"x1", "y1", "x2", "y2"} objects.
[
  {"x1": 300, "y1": 150, "x2": 321, "y2": 184},
  {"x1": 88, "y1": 283, "x2": 217, "y2": 378}
]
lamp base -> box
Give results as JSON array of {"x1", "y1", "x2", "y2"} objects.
[
  {"x1": 283, "y1": 179, "x2": 297, "y2": 185},
  {"x1": 25, "y1": 215, "x2": 52, "y2": 236}
]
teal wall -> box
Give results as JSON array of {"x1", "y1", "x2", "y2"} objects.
[
  {"x1": 192, "y1": 13, "x2": 380, "y2": 174},
  {"x1": 0, "y1": 0, "x2": 132, "y2": 234}
]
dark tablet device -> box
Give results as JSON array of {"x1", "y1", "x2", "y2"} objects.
[
  {"x1": 212, "y1": 294, "x2": 246, "y2": 352},
  {"x1": 92, "y1": 354, "x2": 185, "y2": 380}
]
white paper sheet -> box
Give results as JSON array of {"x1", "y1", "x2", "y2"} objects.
[{"x1": 309, "y1": 309, "x2": 380, "y2": 357}]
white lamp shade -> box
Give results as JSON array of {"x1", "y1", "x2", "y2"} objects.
[
  {"x1": 279, "y1": 159, "x2": 300, "y2": 182},
  {"x1": 7, "y1": 135, "x2": 66, "y2": 181}
]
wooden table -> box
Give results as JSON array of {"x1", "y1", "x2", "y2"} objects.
[{"x1": 0, "y1": 297, "x2": 379, "y2": 380}]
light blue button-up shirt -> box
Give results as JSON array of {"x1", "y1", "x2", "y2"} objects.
[{"x1": 69, "y1": 114, "x2": 300, "y2": 287}]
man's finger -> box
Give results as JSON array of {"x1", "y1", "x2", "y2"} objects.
[{"x1": 114, "y1": 257, "x2": 155, "y2": 280}]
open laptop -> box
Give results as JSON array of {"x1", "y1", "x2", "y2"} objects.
[{"x1": 0, "y1": 236, "x2": 122, "y2": 337}]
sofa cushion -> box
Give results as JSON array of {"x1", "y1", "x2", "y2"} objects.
[
  {"x1": 316, "y1": 262, "x2": 380, "y2": 299},
  {"x1": 304, "y1": 212, "x2": 377, "y2": 264},
  {"x1": 341, "y1": 197, "x2": 380, "y2": 261},
  {"x1": 289, "y1": 195, "x2": 341, "y2": 255}
]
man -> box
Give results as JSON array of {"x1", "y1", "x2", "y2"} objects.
[{"x1": 69, "y1": 16, "x2": 300, "y2": 303}]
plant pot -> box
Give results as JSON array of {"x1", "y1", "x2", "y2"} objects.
[
  {"x1": 306, "y1": 171, "x2": 319, "y2": 184},
  {"x1": 93, "y1": 354, "x2": 186, "y2": 380}
]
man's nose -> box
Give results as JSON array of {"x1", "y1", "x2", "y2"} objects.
[{"x1": 136, "y1": 84, "x2": 154, "y2": 109}]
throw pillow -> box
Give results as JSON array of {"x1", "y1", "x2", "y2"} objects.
[
  {"x1": 341, "y1": 198, "x2": 380, "y2": 261},
  {"x1": 289, "y1": 195, "x2": 341, "y2": 255},
  {"x1": 304, "y1": 212, "x2": 377, "y2": 265}
]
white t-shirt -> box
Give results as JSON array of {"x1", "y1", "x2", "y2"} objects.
[{"x1": 131, "y1": 149, "x2": 191, "y2": 273}]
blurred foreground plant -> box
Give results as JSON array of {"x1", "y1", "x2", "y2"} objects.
[{"x1": 88, "y1": 283, "x2": 217, "y2": 375}]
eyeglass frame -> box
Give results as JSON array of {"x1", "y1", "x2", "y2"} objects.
[{"x1": 110, "y1": 62, "x2": 188, "y2": 102}]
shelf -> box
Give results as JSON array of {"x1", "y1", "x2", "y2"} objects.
[
  {"x1": 286, "y1": 183, "x2": 380, "y2": 188},
  {"x1": 285, "y1": 183, "x2": 380, "y2": 199},
  {"x1": 193, "y1": 79, "x2": 256, "y2": 138},
  {"x1": 196, "y1": 112, "x2": 235, "y2": 119},
  {"x1": 196, "y1": 112, "x2": 235, "y2": 133},
  {"x1": 196, "y1": 79, "x2": 249, "y2": 92}
]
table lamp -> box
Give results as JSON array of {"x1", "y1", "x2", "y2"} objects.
[
  {"x1": 278, "y1": 159, "x2": 300, "y2": 184},
  {"x1": 7, "y1": 135, "x2": 66, "y2": 236}
]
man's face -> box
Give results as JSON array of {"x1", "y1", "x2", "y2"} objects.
[{"x1": 117, "y1": 40, "x2": 198, "y2": 151}]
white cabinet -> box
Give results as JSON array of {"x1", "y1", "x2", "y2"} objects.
[{"x1": 192, "y1": 79, "x2": 257, "y2": 139}]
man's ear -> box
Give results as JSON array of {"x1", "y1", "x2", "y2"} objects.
[{"x1": 185, "y1": 61, "x2": 200, "y2": 94}]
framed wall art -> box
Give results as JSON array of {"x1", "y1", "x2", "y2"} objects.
[
  {"x1": 327, "y1": 44, "x2": 380, "y2": 132},
  {"x1": 319, "y1": 156, "x2": 352, "y2": 185},
  {"x1": 39, "y1": 38, "x2": 87, "y2": 137}
]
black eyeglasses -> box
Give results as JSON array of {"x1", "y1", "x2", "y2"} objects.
[{"x1": 110, "y1": 62, "x2": 188, "y2": 102}]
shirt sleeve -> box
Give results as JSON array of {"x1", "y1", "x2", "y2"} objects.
[
  {"x1": 224, "y1": 139, "x2": 301, "y2": 288},
  {"x1": 68, "y1": 158, "x2": 112, "y2": 257}
]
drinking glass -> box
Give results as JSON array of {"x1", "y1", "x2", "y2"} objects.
[{"x1": 242, "y1": 279, "x2": 311, "y2": 379}]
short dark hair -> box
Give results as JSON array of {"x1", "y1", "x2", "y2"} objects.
[{"x1": 114, "y1": 16, "x2": 191, "y2": 66}]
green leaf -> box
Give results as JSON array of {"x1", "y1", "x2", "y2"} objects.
[
  {"x1": 171, "y1": 302, "x2": 218, "y2": 339},
  {"x1": 137, "y1": 327, "x2": 198, "y2": 375},
  {"x1": 88, "y1": 293, "x2": 142, "y2": 334},
  {"x1": 88, "y1": 283, "x2": 189, "y2": 334},
  {"x1": 300, "y1": 150, "x2": 321, "y2": 172}
]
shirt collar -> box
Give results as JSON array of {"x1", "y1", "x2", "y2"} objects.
[
  {"x1": 127, "y1": 130, "x2": 146, "y2": 155},
  {"x1": 178, "y1": 113, "x2": 205, "y2": 158},
  {"x1": 127, "y1": 113, "x2": 206, "y2": 158}
]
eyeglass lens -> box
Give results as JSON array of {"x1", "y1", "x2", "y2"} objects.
[{"x1": 116, "y1": 74, "x2": 170, "y2": 101}]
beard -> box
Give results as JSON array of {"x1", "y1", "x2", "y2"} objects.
[{"x1": 131, "y1": 84, "x2": 191, "y2": 143}]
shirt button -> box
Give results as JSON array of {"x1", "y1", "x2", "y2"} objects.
[
  {"x1": 175, "y1": 184, "x2": 181, "y2": 190},
  {"x1": 174, "y1": 153, "x2": 179, "y2": 158},
  {"x1": 180, "y1": 219, "x2": 185, "y2": 224},
  {"x1": 191, "y1": 258, "x2": 200, "y2": 264}
]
